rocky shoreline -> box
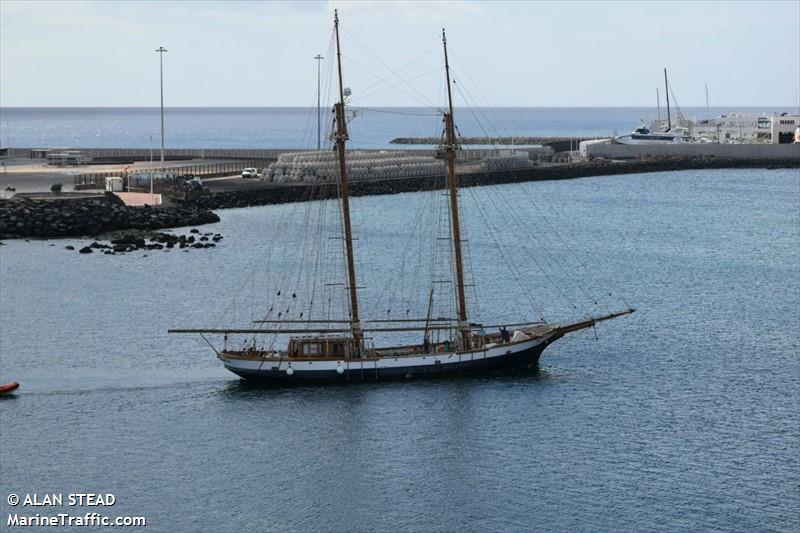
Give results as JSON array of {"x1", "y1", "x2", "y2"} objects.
[
  {"x1": 0, "y1": 194, "x2": 219, "y2": 240},
  {"x1": 1, "y1": 158, "x2": 796, "y2": 240},
  {"x1": 68, "y1": 229, "x2": 223, "y2": 255}
]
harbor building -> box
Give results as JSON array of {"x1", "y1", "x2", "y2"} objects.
[{"x1": 648, "y1": 113, "x2": 800, "y2": 144}]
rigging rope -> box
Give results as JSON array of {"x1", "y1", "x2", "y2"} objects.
[{"x1": 341, "y1": 27, "x2": 442, "y2": 109}]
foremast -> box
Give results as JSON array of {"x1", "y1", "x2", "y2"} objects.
[
  {"x1": 333, "y1": 10, "x2": 363, "y2": 351},
  {"x1": 441, "y1": 29, "x2": 470, "y2": 349}
]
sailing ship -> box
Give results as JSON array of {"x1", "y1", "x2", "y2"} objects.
[
  {"x1": 169, "y1": 11, "x2": 634, "y2": 383},
  {"x1": 615, "y1": 68, "x2": 690, "y2": 145}
]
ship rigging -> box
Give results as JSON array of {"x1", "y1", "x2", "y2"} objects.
[{"x1": 169, "y1": 11, "x2": 634, "y2": 383}]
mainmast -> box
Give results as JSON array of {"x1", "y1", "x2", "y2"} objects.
[
  {"x1": 442, "y1": 29, "x2": 470, "y2": 349},
  {"x1": 664, "y1": 68, "x2": 671, "y2": 131},
  {"x1": 333, "y1": 10, "x2": 362, "y2": 350}
]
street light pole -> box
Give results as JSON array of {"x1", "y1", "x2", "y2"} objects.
[
  {"x1": 314, "y1": 54, "x2": 324, "y2": 151},
  {"x1": 155, "y1": 46, "x2": 168, "y2": 173}
]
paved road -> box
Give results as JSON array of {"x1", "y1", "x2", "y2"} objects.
[{"x1": 0, "y1": 160, "x2": 75, "y2": 193}]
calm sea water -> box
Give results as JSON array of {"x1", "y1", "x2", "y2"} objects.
[
  {"x1": 1, "y1": 168, "x2": 798, "y2": 531},
  {"x1": 0, "y1": 106, "x2": 794, "y2": 150}
]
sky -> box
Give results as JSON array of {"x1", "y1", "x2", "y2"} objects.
[{"x1": 1, "y1": 0, "x2": 798, "y2": 108}]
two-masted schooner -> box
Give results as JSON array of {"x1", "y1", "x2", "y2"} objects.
[{"x1": 169, "y1": 11, "x2": 634, "y2": 383}]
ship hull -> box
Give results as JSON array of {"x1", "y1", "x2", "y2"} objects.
[{"x1": 219, "y1": 334, "x2": 560, "y2": 384}]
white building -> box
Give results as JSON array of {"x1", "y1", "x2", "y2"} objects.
[
  {"x1": 648, "y1": 113, "x2": 799, "y2": 144},
  {"x1": 771, "y1": 115, "x2": 799, "y2": 144}
]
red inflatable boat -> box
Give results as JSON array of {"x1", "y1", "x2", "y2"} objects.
[{"x1": 0, "y1": 382, "x2": 20, "y2": 395}]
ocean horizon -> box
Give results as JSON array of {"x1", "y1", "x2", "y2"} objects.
[{"x1": 1, "y1": 106, "x2": 796, "y2": 150}]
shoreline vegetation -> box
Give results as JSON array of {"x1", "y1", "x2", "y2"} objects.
[{"x1": 1, "y1": 157, "x2": 798, "y2": 241}]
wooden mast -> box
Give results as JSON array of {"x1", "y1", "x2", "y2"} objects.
[
  {"x1": 442, "y1": 28, "x2": 470, "y2": 349},
  {"x1": 333, "y1": 10, "x2": 362, "y2": 351}
]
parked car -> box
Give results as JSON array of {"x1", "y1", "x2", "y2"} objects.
[{"x1": 241, "y1": 167, "x2": 258, "y2": 179}]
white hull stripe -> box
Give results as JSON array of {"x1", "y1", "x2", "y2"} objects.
[{"x1": 219, "y1": 336, "x2": 551, "y2": 373}]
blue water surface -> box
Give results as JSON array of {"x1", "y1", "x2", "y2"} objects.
[{"x1": 0, "y1": 168, "x2": 798, "y2": 532}]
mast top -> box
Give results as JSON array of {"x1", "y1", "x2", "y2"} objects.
[{"x1": 442, "y1": 27, "x2": 455, "y2": 124}]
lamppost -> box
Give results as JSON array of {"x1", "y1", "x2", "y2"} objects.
[
  {"x1": 314, "y1": 54, "x2": 324, "y2": 150},
  {"x1": 155, "y1": 46, "x2": 168, "y2": 173}
]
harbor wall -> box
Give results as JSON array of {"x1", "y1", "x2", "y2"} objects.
[
  {"x1": 6, "y1": 147, "x2": 532, "y2": 161},
  {"x1": 6, "y1": 147, "x2": 294, "y2": 160},
  {"x1": 10, "y1": 144, "x2": 799, "y2": 166},
  {"x1": 181, "y1": 158, "x2": 800, "y2": 211},
  {"x1": 582, "y1": 142, "x2": 800, "y2": 160},
  {"x1": 3, "y1": 157, "x2": 797, "y2": 240}
]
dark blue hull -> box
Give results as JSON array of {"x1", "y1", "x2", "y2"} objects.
[{"x1": 227, "y1": 336, "x2": 559, "y2": 385}]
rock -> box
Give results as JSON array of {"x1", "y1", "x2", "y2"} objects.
[
  {"x1": 79, "y1": 246, "x2": 93, "y2": 254},
  {"x1": 65, "y1": 245, "x2": 75, "y2": 250},
  {"x1": 0, "y1": 196, "x2": 220, "y2": 240}
]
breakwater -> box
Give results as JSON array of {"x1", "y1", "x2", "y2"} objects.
[
  {"x1": 182, "y1": 157, "x2": 800, "y2": 210},
  {"x1": 583, "y1": 142, "x2": 800, "y2": 160},
  {"x1": 389, "y1": 136, "x2": 598, "y2": 145},
  {"x1": 0, "y1": 195, "x2": 219, "y2": 240},
  {"x1": 3, "y1": 157, "x2": 796, "y2": 240}
]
